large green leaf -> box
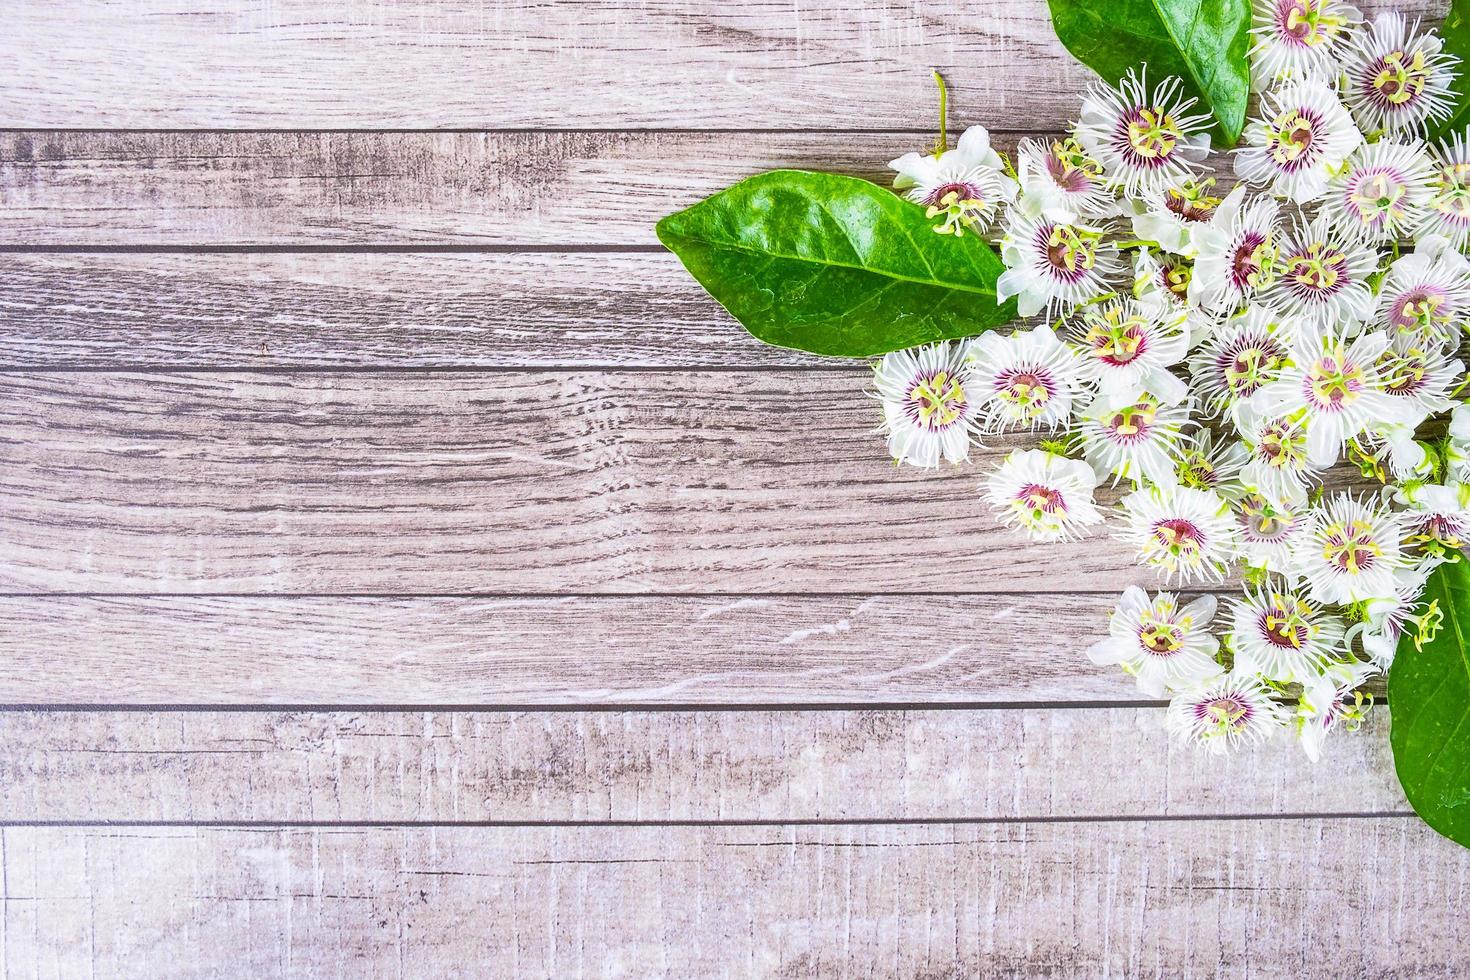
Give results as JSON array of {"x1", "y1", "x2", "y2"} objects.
[
  {"x1": 1390, "y1": 557, "x2": 1470, "y2": 848},
  {"x1": 1046, "y1": 0, "x2": 1252, "y2": 145},
  {"x1": 655, "y1": 170, "x2": 1018, "y2": 358},
  {"x1": 1431, "y1": 0, "x2": 1470, "y2": 141}
]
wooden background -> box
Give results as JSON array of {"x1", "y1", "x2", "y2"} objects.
[{"x1": 2, "y1": 1, "x2": 1468, "y2": 976}]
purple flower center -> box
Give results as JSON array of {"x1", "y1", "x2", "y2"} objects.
[{"x1": 923, "y1": 181, "x2": 985, "y2": 207}]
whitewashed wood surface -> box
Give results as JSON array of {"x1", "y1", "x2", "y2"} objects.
[{"x1": 1, "y1": 1, "x2": 1464, "y2": 977}]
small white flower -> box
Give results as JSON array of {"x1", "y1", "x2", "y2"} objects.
[
  {"x1": 1294, "y1": 493, "x2": 1407, "y2": 604},
  {"x1": 1248, "y1": 0, "x2": 1362, "y2": 89},
  {"x1": 1077, "y1": 394, "x2": 1190, "y2": 488},
  {"x1": 985, "y1": 449, "x2": 1105, "y2": 542},
  {"x1": 966, "y1": 324, "x2": 1084, "y2": 433},
  {"x1": 1375, "y1": 334, "x2": 1463, "y2": 428},
  {"x1": 1353, "y1": 567, "x2": 1427, "y2": 668},
  {"x1": 1236, "y1": 405, "x2": 1325, "y2": 507},
  {"x1": 1236, "y1": 79, "x2": 1363, "y2": 203},
  {"x1": 1322, "y1": 139, "x2": 1436, "y2": 244},
  {"x1": 997, "y1": 211, "x2": 1121, "y2": 317},
  {"x1": 1187, "y1": 310, "x2": 1293, "y2": 423},
  {"x1": 1188, "y1": 186, "x2": 1281, "y2": 312},
  {"x1": 1068, "y1": 297, "x2": 1189, "y2": 405},
  {"x1": 1263, "y1": 212, "x2": 1379, "y2": 327},
  {"x1": 1176, "y1": 428, "x2": 1249, "y2": 499},
  {"x1": 1187, "y1": 307, "x2": 1291, "y2": 423},
  {"x1": 1419, "y1": 132, "x2": 1470, "y2": 250},
  {"x1": 1229, "y1": 586, "x2": 1347, "y2": 682},
  {"x1": 1119, "y1": 485, "x2": 1240, "y2": 584},
  {"x1": 1294, "y1": 659, "x2": 1376, "y2": 762},
  {"x1": 1340, "y1": 12, "x2": 1460, "y2": 136},
  {"x1": 1087, "y1": 586, "x2": 1223, "y2": 697},
  {"x1": 872, "y1": 343, "x2": 979, "y2": 468},
  {"x1": 1074, "y1": 69, "x2": 1212, "y2": 197},
  {"x1": 1376, "y1": 235, "x2": 1470, "y2": 342},
  {"x1": 1448, "y1": 409, "x2": 1470, "y2": 489},
  {"x1": 889, "y1": 125, "x2": 1018, "y2": 236},
  {"x1": 1233, "y1": 490, "x2": 1306, "y2": 574},
  {"x1": 1397, "y1": 481, "x2": 1470, "y2": 557},
  {"x1": 1015, "y1": 135, "x2": 1117, "y2": 223},
  {"x1": 1132, "y1": 248, "x2": 1194, "y2": 307},
  {"x1": 1250, "y1": 327, "x2": 1417, "y2": 468},
  {"x1": 1350, "y1": 422, "x2": 1435, "y2": 484},
  {"x1": 1128, "y1": 179, "x2": 1224, "y2": 255},
  {"x1": 1167, "y1": 671, "x2": 1289, "y2": 754}
]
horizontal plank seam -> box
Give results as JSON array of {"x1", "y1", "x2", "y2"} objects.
[
  {"x1": 0, "y1": 700, "x2": 1176, "y2": 713},
  {"x1": 0, "y1": 244, "x2": 671, "y2": 254},
  {"x1": 0, "y1": 590, "x2": 1236, "y2": 598},
  {"x1": 0, "y1": 364, "x2": 866, "y2": 375},
  {"x1": 0, "y1": 127, "x2": 1063, "y2": 137},
  {"x1": 0, "y1": 814, "x2": 1416, "y2": 828}
]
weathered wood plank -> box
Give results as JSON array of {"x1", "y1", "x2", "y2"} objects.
[
  {"x1": 4, "y1": 821, "x2": 1464, "y2": 977},
  {"x1": 0, "y1": 130, "x2": 944, "y2": 246},
  {"x1": 0, "y1": 595, "x2": 1140, "y2": 704},
  {"x1": 0, "y1": 0, "x2": 1438, "y2": 129},
  {"x1": 0, "y1": 371, "x2": 1162, "y2": 593},
  {"x1": 0, "y1": 252, "x2": 834, "y2": 368},
  {"x1": 0, "y1": 708, "x2": 1405, "y2": 821}
]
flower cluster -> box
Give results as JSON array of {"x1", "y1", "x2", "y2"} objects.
[{"x1": 877, "y1": 3, "x2": 1468, "y2": 759}]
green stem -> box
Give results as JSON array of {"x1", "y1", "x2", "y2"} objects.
[{"x1": 932, "y1": 70, "x2": 949, "y2": 156}]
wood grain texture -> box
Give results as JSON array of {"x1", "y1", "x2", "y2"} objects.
[
  {"x1": 0, "y1": 2, "x2": 1125, "y2": 129},
  {"x1": 0, "y1": 252, "x2": 833, "y2": 369},
  {"x1": 0, "y1": 371, "x2": 1168, "y2": 594},
  {"x1": 0, "y1": 595, "x2": 1140, "y2": 705},
  {"x1": 5, "y1": 821, "x2": 1465, "y2": 978},
  {"x1": 0, "y1": 130, "x2": 944, "y2": 246},
  {"x1": 0, "y1": 0, "x2": 1440, "y2": 129},
  {"x1": 0, "y1": 708, "x2": 1406, "y2": 822}
]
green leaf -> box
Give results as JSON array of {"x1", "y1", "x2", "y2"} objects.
[
  {"x1": 1430, "y1": 0, "x2": 1470, "y2": 141},
  {"x1": 1045, "y1": 0, "x2": 1252, "y2": 145},
  {"x1": 1389, "y1": 558, "x2": 1470, "y2": 849},
  {"x1": 655, "y1": 170, "x2": 1018, "y2": 358}
]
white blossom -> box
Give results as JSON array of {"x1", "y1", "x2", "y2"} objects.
[
  {"x1": 1014, "y1": 136, "x2": 1117, "y2": 223},
  {"x1": 1068, "y1": 296, "x2": 1190, "y2": 405},
  {"x1": 1119, "y1": 485, "x2": 1240, "y2": 584},
  {"x1": 967, "y1": 324, "x2": 1084, "y2": 433},
  {"x1": 1419, "y1": 131, "x2": 1470, "y2": 250},
  {"x1": 890, "y1": 125, "x2": 1017, "y2": 236},
  {"x1": 1248, "y1": 0, "x2": 1362, "y2": 90},
  {"x1": 997, "y1": 211, "x2": 1121, "y2": 318},
  {"x1": 1188, "y1": 186, "x2": 1281, "y2": 312},
  {"x1": 1167, "y1": 671, "x2": 1289, "y2": 754},
  {"x1": 1264, "y1": 211, "x2": 1380, "y2": 327},
  {"x1": 1294, "y1": 660, "x2": 1376, "y2": 762},
  {"x1": 1074, "y1": 69, "x2": 1212, "y2": 197},
  {"x1": 1340, "y1": 12, "x2": 1460, "y2": 136},
  {"x1": 872, "y1": 343, "x2": 979, "y2": 467},
  {"x1": 1077, "y1": 394, "x2": 1189, "y2": 489},
  {"x1": 1087, "y1": 587, "x2": 1223, "y2": 697},
  {"x1": 1293, "y1": 494, "x2": 1408, "y2": 604},
  {"x1": 1236, "y1": 79, "x2": 1363, "y2": 202},
  {"x1": 1128, "y1": 180, "x2": 1223, "y2": 255},
  {"x1": 985, "y1": 449, "x2": 1105, "y2": 542},
  {"x1": 1229, "y1": 586, "x2": 1347, "y2": 682},
  {"x1": 1322, "y1": 138, "x2": 1436, "y2": 244},
  {"x1": 1376, "y1": 235, "x2": 1470, "y2": 343}
]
